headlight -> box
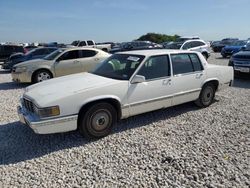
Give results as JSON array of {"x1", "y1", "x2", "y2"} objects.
[
  {"x1": 34, "y1": 106, "x2": 60, "y2": 118},
  {"x1": 15, "y1": 66, "x2": 27, "y2": 73}
]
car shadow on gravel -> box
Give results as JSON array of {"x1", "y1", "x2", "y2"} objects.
[
  {"x1": 0, "y1": 82, "x2": 30, "y2": 90},
  {"x1": 233, "y1": 76, "x2": 250, "y2": 89},
  {"x1": 113, "y1": 101, "x2": 208, "y2": 136},
  {"x1": 0, "y1": 122, "x2": 86, "y2": 165},
  {"x1": 0, "y1": 101, "x2": 218, "y2": 165}
]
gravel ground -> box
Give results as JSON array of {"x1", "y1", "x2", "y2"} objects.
[{"x1": 0, "y1": 52, "x2": 249, "y2": 187}]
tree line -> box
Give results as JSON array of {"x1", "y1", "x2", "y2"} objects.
[{"x1": 136, "y1": 33, "x2": 180, "y2": 43}]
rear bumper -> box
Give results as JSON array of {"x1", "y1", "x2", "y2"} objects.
[{"x1": 17, "y1": 106, "x2": 78, "y2": 134}]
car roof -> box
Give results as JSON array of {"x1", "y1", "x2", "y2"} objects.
[
  {"x1": 117, "y1": 49, "x2": 198, "y2": 56},
  {"x1": 65, "y1": 47, "x2": 101, "y2": 51}
]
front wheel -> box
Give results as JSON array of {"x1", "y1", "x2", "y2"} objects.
[
  {"x1": 79, "y1": 103, "x2": 117, "y2": 139},
  {"x1": 195, "y1": 83, "x2": 215, "y2": 107},
  {"x1": 34, "y1": 70, "x2": 52, "y2": 83}
]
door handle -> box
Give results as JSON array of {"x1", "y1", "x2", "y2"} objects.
[
  {"x1": 196, "y1": 73, "x2": 203, "y2": 78},
  {"x1": 94, "y1": 58, "x2": 100, "y2": 61},
  {"x1": 73, "y1": 60, "x2": 80, "y2": 64},
  {"x1": 163, "y1": 79, "x2": 171, "y2": 85}
]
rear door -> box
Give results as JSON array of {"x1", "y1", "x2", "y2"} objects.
[
  {"x1": 54, "y1": 50, "x2": 82, "y2": 76},
  {"x1": 170, "y1": 53, "x2": 205, "y2": 105},
  {"x1": 78, "y1": 49, "x2": 100, "y2": 72}
]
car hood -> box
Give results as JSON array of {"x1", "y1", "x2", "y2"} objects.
[
  {"x1": 24, "y1": 73, "x2": 123, "y2": 106},
  {"x1": 14, "y1": 59, "x2": 51, "y2": 67},
  {"x1": 224, "y1": 46, "x2": 242, "y2": 50},
  {"x1": 232, "y1": 51, "x2": 250, "y2": 59}
]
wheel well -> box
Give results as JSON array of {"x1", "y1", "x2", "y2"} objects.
[
  {"x1": 203, "y1": 80, "x2": 219, "y2": 91},
  {"x1": 31, "y1": 69, "x2": 53, "y2": 83},
  {"x1": 202, "y1": 51, "x2": 208, "y2": 57},
  {"x1": 77, "y1": 98, "x2": 122, "y2": 128}
]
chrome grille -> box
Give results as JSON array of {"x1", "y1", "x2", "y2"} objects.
[{"x1": 23, "y1": 98, "x2": 35, "y2": 113}]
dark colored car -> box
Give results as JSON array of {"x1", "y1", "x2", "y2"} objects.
[
  {"x1": 221, "y1": 40, "x2": 249, "y2": 58},
  {"x1": 212, "y1": 38, "x2": 239, "y2": 52},
  {"x1": 0, "y1": 45, "x2": 25, "y2": 62},
  {"x1": 24, "y1": 45, "x2": 38, "y2": 53},
  {"x1": 110, "y1": 41, "x2": 162, "y2": 53},
  {"x1": 228, "y1": 43, "x2": 250, "y2": 76},
  {"x1": 2, "y1": 47, "x2": 58, "y2": 70}
]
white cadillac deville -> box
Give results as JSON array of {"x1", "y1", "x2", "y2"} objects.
[{"x1": 18, "y1": 50, "x2": 234, "y2": 138}]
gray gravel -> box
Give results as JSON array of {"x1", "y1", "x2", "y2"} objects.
[{"x1": 0, "y1": 52, "x2": 249, "y2": 187}]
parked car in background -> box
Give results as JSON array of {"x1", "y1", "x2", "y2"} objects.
[
  {"x1": 221, "y1": 40, "x2": 249, "y2": 58},
  {"x1": 17, "y1": 50, "x2": 233, "y2": 138},
  {"x1": 24, "y1": 45, "x2": 38, "y2": 53},
  {"x1": 110, "y1": 41, "x2": 162, "y2": 53},
  {"x1": 212, "y1": 38, "x2": 239, "y2": 52},
  {"x1": 176, "y1": 36, "x2": 200, "y2": 42},
  {"x1": 2, "y1": 47, "x2": 58, "y2": 70},
  {"x1": 0, "y1": 45, "x2": 24, "y2": 63},
  {"x1": 164, "y1": 39, "x2": 210, "y2": 59},
  {"x1": 12, "y1": 48, "x2": 110, "y2": 83},
  {"x1": 228, "y1": 43, "x2": 250, "y2": 76},
  {"x1": 71, "y1": 40, "x2": 111, "y2": 52}
]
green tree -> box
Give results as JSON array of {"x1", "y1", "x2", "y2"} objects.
[{"x1": 136, "y1": 33, "x2": 180, "y2": 43}]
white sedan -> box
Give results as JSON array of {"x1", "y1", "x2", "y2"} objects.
[{"x1": 18, "y1": 50, "x2": 234, "y2": 138}]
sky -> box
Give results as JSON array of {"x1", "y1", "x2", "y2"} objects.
[{"x1": 0, "y1": 0, "x2": 250, "y2": 43}]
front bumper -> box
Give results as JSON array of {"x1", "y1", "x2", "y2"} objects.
[
  {"x1": 11, "y1": 71, "x2": 32, "y2": 83},
  {"x1": 18, "y1": 106, "x2": 78, "y2": 134},
  {"x1": 234, "y1": 66, "x2": 250, "y2": 74}
]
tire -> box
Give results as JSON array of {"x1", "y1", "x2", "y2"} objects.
[
  {"x1": 79, "y1": 102, "x2": 117, "y2": 139},
  {"x1": 195, "y1": 83, "x2": 215, "y2": 107},
  {"x1": 202, "y1": 53, "x2": 208, "y2": 60},
  {"x1": 33, "y1": 70, "x2": 52, "y2": 83}
]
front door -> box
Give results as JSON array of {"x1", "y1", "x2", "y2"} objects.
[
  {"x1": 127, "y1": 55, "x2": 173, "y2": 116},
  {"x1": 54, "y1": 50, "x2": 82, "y2": 77}
]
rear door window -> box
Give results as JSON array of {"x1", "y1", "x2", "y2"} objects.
[
  {"x1": 79, "y1": 41, "x2": 87, "y2": 46},
  {"x1": 87, "y1": 41, "x2": 94, "y2": 45},
  {"x1": 189, "y1": 54, "x2": 203, "y2": 71},
  {"x1": 171, "y1": 53, "x2": 203, "y2": 75},
  {"x1": 79, "y1": 50, "x2": 97, "y2": 58},
  {"x1": 171, "y1": 54, "x2": 193, "y2": 75}
]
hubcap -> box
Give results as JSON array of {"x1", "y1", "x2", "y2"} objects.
[
  {"x1": 203, "y1": 87, "x2": 213, "y2": 103},
  {"x1": 91, "y1": 110, "x2": 110, "y2": 131},
  {"x1": 37, "y1": 72, "x2": 51, "y2": 82}
]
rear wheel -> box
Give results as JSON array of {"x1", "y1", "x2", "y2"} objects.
[
  {"x1": 195, "y1": 83, "x2": 215, "y2": 107},
  {"x1": 79, "y1": 103, "x2": 117, "y2": 139},
  {"x1": 34, "y1": 70, "x2": 52, "y2": 83}
]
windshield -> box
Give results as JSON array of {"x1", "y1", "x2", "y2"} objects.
[
  {"x1": 93, "y1": 54, "x2": 145, "y2": 80},
  {"x1": 25, "y1": 48, "x2": 38, "y2": 56},
  {"x1": 164, "y1": 42, "x2": 183, "y2": 49},
  {"x1": 231, "y1": 40, "x2": 247, "y2": 46},
  {"x1": 43, "y1": 49, "x2": 65, "y2": 60}
]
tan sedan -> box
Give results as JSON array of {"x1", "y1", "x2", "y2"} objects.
[{"x1": 11, "y1": 47, "x2": 111, "y2": 83}]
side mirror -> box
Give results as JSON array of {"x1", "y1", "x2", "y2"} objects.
[{"x1": 131, "y1": 75, "x2": 146, "y2": 84}]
